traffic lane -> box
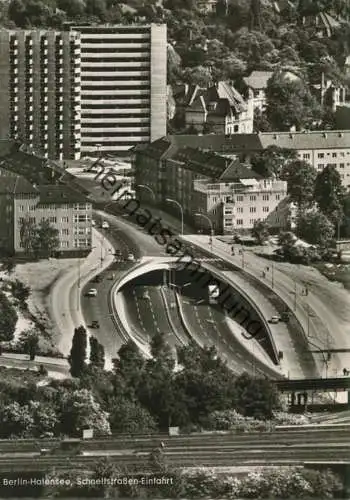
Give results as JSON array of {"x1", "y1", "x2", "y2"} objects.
[
  {"x1": 81, "y1": 267, "x2": 132, "y2": 360},
  {"x1": 94, "y1": 210, "x2": 169, "y2": 257},
  {"x1": 148, "y1": 286, "x2": 181, "y2": 350},
  {"x1": 161, "y1": 286, "x2": 190, "y2": 345},
  {"x1": 121, "y1": 287, "x2": 150, "y2": 339},
  {"x1": 178, "y1": 295, "x2": 246, "y2": 375},
  {"x1": 239, "y1": 252, "x2": 342, "y2": 371}
]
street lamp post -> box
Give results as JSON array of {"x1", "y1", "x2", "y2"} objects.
[
  {"x1": 136, "y1": 184, "x2": 156, "y2": 202},
  {"x1": 77, "y1": 257, "x2": 81, "y2": 311},
  {"x1": 166, "y1": 198, "x2": 184, "y2": 235},
  {"x1": 195, "y1": 213, "x2": 214, "y2": 252}
]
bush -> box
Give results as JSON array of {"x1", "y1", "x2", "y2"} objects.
[
  {"x1": 0, "y1": 291, "x2": 18, "y2": 341},
  {"x1": 10, "y1": 279, "x2": 30, "y2": 306}
]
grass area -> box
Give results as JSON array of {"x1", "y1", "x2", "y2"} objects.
[{"x1": 314, "y1": 262, "x2": 350, "y2": 290}]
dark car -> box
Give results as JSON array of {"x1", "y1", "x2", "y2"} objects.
[
  {"x1": 91, "y1": 275, "x2": 102, "y2": 283},
  {"x1": 91, "y1": 320, "x2": 100, "y2": 328}
]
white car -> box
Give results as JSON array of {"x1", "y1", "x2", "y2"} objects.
[
  {"x1": 91, "y1": 219, "x2": 96, "y2": 227},
  {"x1": 269, "y1": 315, "x2": 280, "y2": 324},
  {"x1": 86, "y1": 288, "x2": 97, "y2": 297},
  {"x1": 102, "y1": 221, "x2": 109, "y2": 229},
  {"x1": 127, "y1": 253, "x2": 135, "y2": 262}
]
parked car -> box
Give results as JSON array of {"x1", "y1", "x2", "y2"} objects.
[
  {"x1": 269, "y1": 315, "x2": 280, "y2": 324},
  {"x1": 102, "y1": 220, "x2": 110, "y2": 229},
  {"x1": 141, "y1": 291, "x2": 150, "y2": 300},
  {"x1": 86, "y1": 288, "x2": 97, "y2": 297},
  {"x1": 91, "y1": 320, "x2": 100, "y2": 328},
  {"x1": 91, "y1": 219, "x2": 96, "y2": 227},
  {"x1": 281, "y1": 311, "x2": 290, "y2": 323},
  {"x1": 127, "y1": 253, "x2": 135, "y2": 262}
]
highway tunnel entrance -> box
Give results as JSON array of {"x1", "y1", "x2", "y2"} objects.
[{"x1": 121, "y1": 265, "x2": 279, "y2": 365}]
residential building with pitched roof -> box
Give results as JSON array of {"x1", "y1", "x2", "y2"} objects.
[
  {"x1": 243, "y1": 70, "x2": 301, "y2": 112},
  {"x1": 184, "y1": 81, "x2": 254, "y2": 134}
]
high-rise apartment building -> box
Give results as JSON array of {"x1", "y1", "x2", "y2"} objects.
[
  {"x1": 71, "y1": 24, "x2": 167, "y2": 155},
  {"x1": 0, "y1": 30, "x2": 81, "y2": 160}
]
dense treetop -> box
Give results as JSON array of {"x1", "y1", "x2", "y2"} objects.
[{"x1": 2, "y1": 0, "x2": 350, "y2": 93}]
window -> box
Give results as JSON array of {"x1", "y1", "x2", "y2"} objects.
[
  {"x1": 250, "y1": 195, "x2": 256, "y2": 201},
  {"x1": 61, "y1": 228, "x2": 69, "y2": 235},
  {"x1": 48, "y1": 216, "x2": 57, "y2": 223},
  {"x1": 61, "y1": 216, "x2": 69, "y2": 223},
  {"x1": 263, "y1": 207, "x2": 269, "y2": 213},
  {"x1": 73, "y1": 203, "x2": 88, "y2": 210},
  {"x1": 236, "y1": 219, "x2": 243, "y2": 225},
  {"x1": 60, "y1": 241, "x2": 69, "y2": 248},
  {"x1": 332, "y1": 152, "x2": 337, "y2": 158},
  {"x1": 250, "y1": 219, "x2": 255, "y2": 225},
  {"x1": 340, "y1": 163, "x2": 345, "y2": 168},
  {"x1": 303, "y1": 153, "x2": 310, "y2": 160},
  {"x1": 276, "y1": 195, "x2": 280, "y2": 201},
  {"x1": 19, "y1": 205, "x2": 24, "y2": 212},
  {"x1": 250, "y1": 207, "x2": 256, "y2": 213},
  {"x1": 262, "y1": 195, "x2": 269, "y2": 201},
  {"x1": 237, "y1": 207, "x2": 243, "y2": 213},
  {"x1": 73, "y1": 214, "x2": 90, "y2": 223},
  {"x1": 340, "y1": 152, "x2": 345, "y2": 157},
  {"x1": 318, "y1": 164, "x2": 324, "y2": 170},
  {"x1": 236, "y1": 195, "x2": 243, "y2": 202},
  {"x1": 318, "y1": 153, "x2": 324, "y2": 159}
]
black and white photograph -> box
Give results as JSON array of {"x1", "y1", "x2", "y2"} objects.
[{"x1": 0, "y1": 0, "x2": 349, "y2": 498}]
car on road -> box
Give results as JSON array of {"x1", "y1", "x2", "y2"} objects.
[
  {"x1": 91, "y1": 320, "x2": 100, "y2": 328},
  {"x1": 281, "y1": 311, "x2": 290, "y2": 323},
  {"x1": 91, "y1": 219, "x2": 96, "y2": 227},
  {"x1": 127, "y1": 253, "x2": 135, "y2": 262},
  {"x1": 114, "y1": 249, "x2": 122, "y2": 259},
  {"x1": 86, "y1": 288, "x2": 97, "y2": 297},
  {"x1": 141, "y1": 291, "x2": 150, "y2": 300},
  {"x1": 102, "y1": 220, "x2": 110, "y2": 229},
  {"x1": 269, "y1": 315, "x2": 280, "y2": 324},
  {"x1": 91, "y1": 275, "x2": 102, "y2": 283}
]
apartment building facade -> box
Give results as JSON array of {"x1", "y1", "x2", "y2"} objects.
[
  {"x1": 194, "y1": 177, "x2": 288, "y2": 233},
  {"x1": 71, "y1": 24, "x2": 167, "y2": 155},
  {"x1": 134, "y1": 139, "x2": 290, "y2": 233},
  {"x1": 0, "y1": 174, "x2": 92, "y2": 256},
  {"x1": 0, "y1": 29, "x2": 81, "y2": 160}
]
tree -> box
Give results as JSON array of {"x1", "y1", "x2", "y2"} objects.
[
  {"x1": 0, "y1": 291, "x2": 18, "y2": 341},
  {"x1": 250, "y1": 146, "x2": 297, "y2": 178},
  {"x1": 10, "y1": 279, "x2": 30, "y2": 306},
  {"x1": 234, "y1": 373, "x2": 281, "y2": 419},
  {"x1": 18, "y1": 329, "x2": 40, "y2": 361},
  {"x1": 35, "y1": 219, "x2": 59, "y2": 257},
  {"x1": 281, "y1": 160, "x2": 317, "y2": 210},
  {"x1": 297, "y1": 211, "x2": 334, "y2": 247},
  {"x1": 252, "y1": 220, "x2": 269, "y2": 244},
  {"x1": 314, "y1": 165, "x2": 345, "y2": 226},
  {"x1": 113, "y1": 340, "x2": 145, "y2": 397},
  {"x1": 19, "y1": 216, "x2": 38, "y2": 255},
  {"x1": 89, "y1": 336, "x2": 105, "y2": 369},
  {"x1": 0, "y1": 401, "x2": 34, "y2": 438},
  {"x1": 109, "y1": 397, "x2": 157, "y2": 434},
  {"x1": 265, "y1": 72, "x2": 321, "y2": 131},
  {"x1": 68, "y1": 326, "x2": 87, "y2": 377},
  {"x1": 59, "y1": 388, "x2": 111, "y2": 436}
]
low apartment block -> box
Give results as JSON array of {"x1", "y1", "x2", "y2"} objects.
[
  {"x1": 0, "y1": 174, "x2": 92, "y2": 256},
  {"x1": 134, "y1": 140, "x2": 291, "y2": 233},
  {"x1": 162, "y1": 131, "x2": 350, "y2": 188},
  {"x1": 0, "y1": 29, "x2": 81, "y2": 160}
]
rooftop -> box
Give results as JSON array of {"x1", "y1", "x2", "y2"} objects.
[
  {"x1": 259, "y1": 130, "x2": 350, "y2": 150},
  {"x1": 0, "y1": 175, "x2": 37, "y2": 195},
  {"x1": 37, "y1": 185, "x2": 88, "y2": 205},
  {"x1": 170, "y1": 146, "x2": 234, "y2": 179},
  {"x1": 243, "y1": 71, "x2": 274, "y2": 90}
]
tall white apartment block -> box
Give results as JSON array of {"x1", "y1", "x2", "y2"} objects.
[{"x1": 71, "y1": 24, "x2": 167, "y2": 155}]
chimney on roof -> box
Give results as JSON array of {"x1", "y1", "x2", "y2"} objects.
[
  {"x1": 289, "y1": 133, "x2": 293, "y2": 139},
  {"x1": 273, "y1": 134, "x2": 278, "y2": 139},
  {"x1": 339, "y1": 132, "x2": 343, "y2": 137},
  {"x1": 323, "y1": 132, "x2": 327, "y2": 138}
]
